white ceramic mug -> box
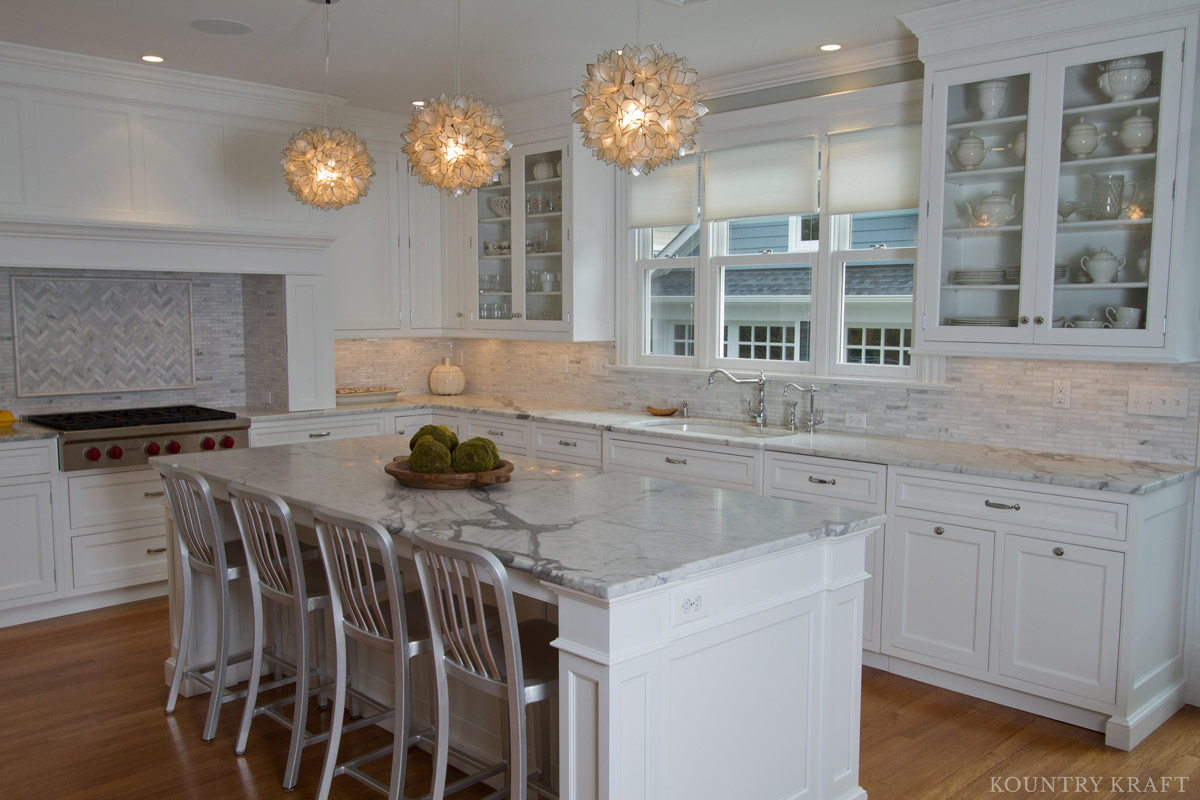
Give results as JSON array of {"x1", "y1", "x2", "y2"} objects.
[{"x1": 1105, "y1": 306, "x2": 1142, "y2": 328}]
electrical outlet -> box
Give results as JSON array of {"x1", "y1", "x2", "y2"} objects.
[
  {"x1": 589, "y1": 357, "x2": 609, "y2": 376},
  {"x1": 845, "y1": 412, "x2": 867, "y2": 429},
  {"x1": 560, "y1": 355, "x2": 570, "y2": 374},
  {"x1": 670, "y1": 586, "x2": 709, "y2": 627},
  {"x1": 1052, "y1": 380, "x2": 1071, "y2": 410},
  {"x1": 1128, "y1": 385, "x2": 1189, "y2": 418}
]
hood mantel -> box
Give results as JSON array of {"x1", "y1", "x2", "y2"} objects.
[{"x1": 0, "y1": 217, "x2": 334, "y2": 275}]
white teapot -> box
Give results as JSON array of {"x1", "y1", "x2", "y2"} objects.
[{"x1": 963, "y1": 190, "x2": 1021, "y2": 227}]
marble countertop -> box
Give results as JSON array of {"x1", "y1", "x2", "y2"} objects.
[
  {"x1": 0, "y1": 422, "x2": 58, "y2": 442},
  {"x1": 224, "y1": 394, "x2": 1199, "y2": 496},
  {"x1": 155, "y1": 435, "x2": 882, "y2": 600}
]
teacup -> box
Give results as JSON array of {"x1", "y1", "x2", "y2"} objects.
[
  {"x1": 1105, "y1": 306, "x2": 1142, "y2": 328},
  {"x1": 1065, "y1": 316, "x2": 1111, "y2": 329}
]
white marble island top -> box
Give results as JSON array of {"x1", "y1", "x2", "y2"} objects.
[{"x1": 154, "y1": 434, "x2": 883, "y2": 600}]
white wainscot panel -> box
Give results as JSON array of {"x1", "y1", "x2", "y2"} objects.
[
  {"x1": 0, "y1": 95, "x2": 24, "y2": 205},
  {"x1": 142, "y1": 115, "x2": 227, "y2": 218},
  {"x1": 234, "y1": 127, "x2": 312, "y2": 225},
  {"x1": 35, "y1": 102, "x2": 133, "y2": 211}
]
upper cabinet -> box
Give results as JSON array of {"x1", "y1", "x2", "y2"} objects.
[{"x1": 904, "y1": 1, "x2": 1200, "y2": 362}]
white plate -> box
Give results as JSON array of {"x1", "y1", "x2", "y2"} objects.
[{"x1": 335, "y1": 389, "x2": 400, "y2": 405}]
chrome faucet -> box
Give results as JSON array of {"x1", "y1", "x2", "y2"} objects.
[
  {"x1": 681, "y1": 401, "x2": 689, "y2": 418},
  {"x1": 783, "y1": 383, "x2": 824, "y2": 432},
  {"x1": 708, "y1": 369, "x2": 767, "y2": 428}
]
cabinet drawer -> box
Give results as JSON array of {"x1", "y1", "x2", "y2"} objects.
[
  {"x1": 533, "y1": 425, "x2": 602, "y2": 466},
  {"x1": 249, "y1": 414, "x2": 387, "y2": 447},
  {"x1": 766, "y1": 453, "x2": 885, "y2": 512},
  {"x1": 0, "y1": 444, "x2": 53, "y2": 480},
  {"x1": 461, "y1": 417, "x2": 530, "y2": 456},
  {"x1": 68, "y1": 468, "x2": 166, "y2": 530},
  {"x1": 394, "y1": 412, "x2": 433, "y2": 437},
  {"x1": 71, "y1": 523, "x2": 168, "y2": 590},
  {"x1": 892, "y1": 472, "x2": 1127, "y2": 541},
  {"x1": 605, "y1": 436, "x2": 759, "y2": 490}
]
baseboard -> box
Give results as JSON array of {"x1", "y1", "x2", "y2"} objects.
[
  {"x1": 1105, "y1": 681, "x2": 1188, "y2": 751},
  {"x1": 0, "y1": 581, "x2": 166, "y2": 628}
]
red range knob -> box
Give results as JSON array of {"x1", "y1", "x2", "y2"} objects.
[
  {"x1": 219, "y1": 435, "x2": 236, "y2": 449},
  {"x1": 107, "y1": 445, "x2": 124, "y2": 460},
  {"x1": 200, "y1": 437, "x2": 216, "y2": 451},
  {"x1": 145, "y1": 442, "x2": 161, "y2": 456},
  {"x1": 166, "y1": 441, "x2": 182, "y2": 455},
  {"x1": 85, "y1": 447, "x2": 102, "y2": 462}
]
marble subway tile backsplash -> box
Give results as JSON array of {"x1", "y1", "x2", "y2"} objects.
[{"x1": 336, "y1": 338, "x2": 1200, "y2": 465}]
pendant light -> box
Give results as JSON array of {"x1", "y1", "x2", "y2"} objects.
[
  {"x1": 573, "y1": 0, "x2": 707, "y2": 176},
  {"x1": 402, "y1": 0, "x2": 511, "y2": 197},
  {"x1": 281, "y1": 0, "x2": 375, "y2": 210}
]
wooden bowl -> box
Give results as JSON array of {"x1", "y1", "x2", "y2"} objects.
[
  {"x1": 645, "y1": 405, "x2": 679, "y2": 417},
  {"x1": 384, "y1": 457, "x2": 514, "y2": 490}
]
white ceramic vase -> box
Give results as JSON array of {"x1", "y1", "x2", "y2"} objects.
[{"x1": 429, "y1": 356, "x2": 466, "y2": 395}]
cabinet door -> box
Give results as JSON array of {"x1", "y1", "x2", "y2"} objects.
[
  {"x1": 998, "y1": 533, "x2": 1124, "y2": 703},
  {"x1": 1035, "y1": 30, "x2": 1184, "y2": 349},
  {"x1": 408, "y1": 179, "x2": 445, "y2": 330},
  {"x1": 920, "y1": 55, "x2": 1046, "y2": 345},
  {"x1": 882, "y1": 515, "x2": 995, "y2": 671},
  {"x1": 0, "y1": 482, "x2": 55, "y2": 603}
]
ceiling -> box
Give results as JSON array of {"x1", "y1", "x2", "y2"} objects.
[{"x1": 0, "y1": 0, "x2": 943, "y2": 114}]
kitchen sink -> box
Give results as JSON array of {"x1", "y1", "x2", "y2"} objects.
[{"x1": 632, "y1": 419, "x2": 795, "y2": 438}]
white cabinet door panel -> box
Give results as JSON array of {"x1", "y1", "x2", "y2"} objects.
[
  {"x1": 0, "y1": 482, "x2": 55, "y2": 603},
  {"x1": 67, "y1": 468, "x2": 165, "y2": 530},
  {"x1": 605, "y1": 435, "x2": 759, "y2": 491},
  {"x1": 0, "y1": 95, "x2": 24, "y2": 205},
  {"x1": 143, "y1": 115, "x2": 227, "y2": 218},
  {"x1": 461, "y1": 416, "x2": 531, "y2": 456},
  {"x1": 36, "y1": 102, "x2": 133, "y2": 211}
]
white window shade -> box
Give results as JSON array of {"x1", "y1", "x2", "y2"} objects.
[
  {"x1": 702, "y1": 138, "x2": 818, "y2": 221},
  {"x1": 826, "y1": 124, "x2": 922, "y2": 215},
  {"x1": 629, "y1": 156, "x2": 699, "y2": 228}
]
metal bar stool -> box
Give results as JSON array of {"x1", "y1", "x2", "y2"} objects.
[
  {"x1": 227, "y1": 483, "x2": 334, "y2": 790},
  {"x1": 159, "y1": 463, "x2": 252, "y2": 743},
  {"x1": 312, "y1": 507, "x2": 438, "y2": 800},
  {"x1": 411, "y1": 530, "x2": 560, "y2": 800}
]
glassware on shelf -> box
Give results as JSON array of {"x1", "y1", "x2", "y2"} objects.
[
  {"x1": 1089, "y1": 174, "x2": 1135, "y2": 220},
  {"x1": 976, "y1": 79, "x2": 1009, "y2": 119}
]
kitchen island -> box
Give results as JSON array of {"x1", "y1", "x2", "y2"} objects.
[{"x1": 157, "y1": 434, "x2": 885, "y2": 800}]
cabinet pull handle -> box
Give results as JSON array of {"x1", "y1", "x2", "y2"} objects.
[
  {"x1": 934, "y1": 526, "x2": 945, "y2": 535},
  {"x1": 144, "y1": 490, "x2": 165, "y2": 498},
  {"x1": 1053, "y1": 547, "x2": 1065, "y2": 557},
  {"x1": 146, "y1": 547, "x2": 167, "y2": 554},
  {"x1": 397, "y1": 428, "x2": 405, "y2": 435},
  {"x1": 558, "y1": 439, "x2": 578, "y2": 447},
  {"x1": 984, "y1": 499, "x2": 1020, "y2": 511},
  {"x1": 807, "y1": 476, "x2": 837, "y2": 486},
  {"x1": 487, "y1": 429, "x2": 505, "y2": 437},
  {"x1": 665, "y1": 457, "x2": 688, "y2": 465},
  {"x1": 309, "y1": 431, "x2": 332, "y2": 438}
]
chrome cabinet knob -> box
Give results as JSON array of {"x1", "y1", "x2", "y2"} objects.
[
  {"x1": 1034, "y1": 316, "x2": 1045, "y2": 325},
  {"x1": 1020, "y1": 315, "x2": 1031, "y2": 325}
]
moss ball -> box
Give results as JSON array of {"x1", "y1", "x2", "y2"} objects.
[
  {"x1": 452, "y1": 439, "x2": 499, "y2": 473},
  {"x1": 463, "y1": 436, "x2": 499, "y2": 467},
  {"x1": 408, "y1": 437, "x2": 452, "y2": 473},
  {"x1": 410, "y1": 424, "x2": 458, "y2": 453}
]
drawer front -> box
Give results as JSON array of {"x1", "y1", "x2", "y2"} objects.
[
  {"x1": 71, "y1": 523, "x2": 168, "y2": 590},
  {"x1": 533, "y1": 425, "x2": 603, "y2": 466},
  {"x1": 605, "y1": 436, "x2": 758, "y2": 490},
  {"x1": 68, "y1": 468, "x2": 166, "y2": 530},
  {"x1": 394, "y1": 412, "x2": 433, "y2": 437},
  {"x1": 0, "y1": 445, "x2": 53, "y2": 480},
  {"x1": 766, "y1": 453, "x2": 885, "y2": 512},
  {"x1": 892, "y1": 472, "x2": 1127, "y2": 541},
  {"x1": 462, "y1": 417, "x2": 530, "y2": 456},
  {"x1": 249, "y1": 415, "x2": 387, "y2": 447}
]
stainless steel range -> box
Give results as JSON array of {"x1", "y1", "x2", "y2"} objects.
[{"x1": 26, "y1": 405, "x2": 250, "y2": 471}]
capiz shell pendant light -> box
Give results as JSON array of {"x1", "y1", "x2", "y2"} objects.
[
  {"x1": 282, "y1": 0, "x2": 374, "y2": 210},
  {"x1": 401, "y1": 0, "x2": 511, "y2": 197}
]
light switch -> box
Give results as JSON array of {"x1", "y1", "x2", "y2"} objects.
[{"x1": 1127, "y1": 385, "x2": 1188, "y2": 418}]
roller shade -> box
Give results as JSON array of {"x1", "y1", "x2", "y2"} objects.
[
  {"x1": 629, "y1": 155, "x2": 699, "y2": 228},
  {"x1": 826, "y1": 124, "x2": 922, "y2": 214},
  {"x1": 702, "y1": 137, "x2": 818, "y2": 221}
]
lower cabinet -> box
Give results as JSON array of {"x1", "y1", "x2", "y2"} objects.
[
  {"x1": 65, "y1": 466, "x2": 167, "y2": 594},
  {"x1": 532, "y1": 423, "x2": 603, "y2": 467},
  {"x1": 460, "y1": 415, "x2": 530, "y2": 456},
  {"x1": 604, "y1": 433, "x2": 760, "y2": 492},
  {"x1": 249, "y1": 412, "x2": 389, "y2": 447},
  {"x1": 0, "y1": 479, "x2": 56, "y2": 605}
]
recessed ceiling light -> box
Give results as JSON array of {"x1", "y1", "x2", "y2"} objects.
[
  {"x1": 141, "y1": 55, "x2": 164, "y2": 63},
  {"x1": 190, "y1": 18, "x2": 254, "y2": 36},
  {"x1": 820, "y1": 43, "x2": 843, "y2": 52}
]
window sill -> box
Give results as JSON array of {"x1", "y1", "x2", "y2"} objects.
[{"x1": 604, "y1": 363, "x2": 953, "y2": 391}]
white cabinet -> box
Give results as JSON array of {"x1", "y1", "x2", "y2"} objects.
[
  {"x1": 907, "y1": 3, "x2": 1200, "y2": 361},
  {"x1": 604, "y1": 433, "x2": 760, "y2": 492},
  {"x1": 0, "y1": 441, "x2": 56, "y2": 606},
  {"x1": 285, "y1": 274, "x2": 336, "y2": 411},
  {"x1": 64, "y1": 466, "x2": 167, "y2": 594},
  {"x1": 460, "y1": 415, "x2": 531, "y2": 457},
  {"x1": 460, "y1": 130, "x2": 615, "y2": 342},
  {"x1": 532, "y1": 423, "x2": 603, "y2": 467},
  {"x1": 249, "y1": 412, "x2": 388, "y2": 447},
  {"x1": 393, "y1": 410, "x2": 433, "y2": 437}
]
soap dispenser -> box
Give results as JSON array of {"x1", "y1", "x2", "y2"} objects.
[{"x1": 429, "y1": 356, "x2": 466, "y2": 396}]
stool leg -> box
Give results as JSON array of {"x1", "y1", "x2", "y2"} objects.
[
  {"x1": 387, "y1": 640, "x2": 409, "y2": 800},
  {"x1": 316, "y1": 619, "x2": 349, "y2": 800},
  {"x1": 202, "y1": 570, "x2": 233, "y2": 742},
  {"x1": 538, "y1": 699, "x2": 553, "y2": 797},
  {"x1": 234, "y1": 583, "x2": 267, "y2": 756},
  {"x1": 316, "y1": 609, "x2": 329, "y2": 710},
  {"x1": 282, "y1": 602, "x2": 311, "y2": 790},
  {"x1": 166, "y1": 564, "x2": 194, "y2": 715},
  {"x1": 428, "y1": 658, "x2": 450, "y2": 800},
  {"x1": 347, "y1": 637, "x2": 361, "y2": 719}
]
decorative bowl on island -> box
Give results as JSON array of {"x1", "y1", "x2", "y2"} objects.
[{"x1": 384, "y1": 457, "x2": 514, "y2": 490}]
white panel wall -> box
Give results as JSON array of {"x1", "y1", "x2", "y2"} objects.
[
  {"x1": 235, "y1": 126, "x2": 312, "y2": 225},
  {"x1": 0, "y1": 96, "x2": 24, "y2": 205},
  {"x1": 36, "y1": 102, "x2": 133, "y2": 211},
  {"x1": 142, "y1": 115, "x2": 227, "y2": 218}
]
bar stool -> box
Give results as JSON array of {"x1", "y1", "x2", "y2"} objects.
[
  {"x1": 227, "y1": 483, "x2": 333, "y2": 790},
  {"x1": 312, "y1": 507, "x2": 436, "y2": 800},
  {"x1": 411, "y1": 530, "x2": 559, "y2": 800},
  {"x1": 158, "y1": 463, "x2": 252, "y2": 743}
]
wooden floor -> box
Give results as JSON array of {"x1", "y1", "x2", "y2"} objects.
[{"x1": 3, "y1": 598, "x2": 1200, "y2": 800}]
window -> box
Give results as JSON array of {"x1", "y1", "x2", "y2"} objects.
[{"x1": 623, "y1": 89, "x2": 928, "y2": 383}]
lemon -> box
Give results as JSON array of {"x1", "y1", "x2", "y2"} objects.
[{"x1": 0, "y1": 410, "x2": 14, "y2": 427}]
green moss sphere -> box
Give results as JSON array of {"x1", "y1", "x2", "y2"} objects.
[
  {"x1": 465, "y1": 436, "x2": 499, "y2": 467},
  {"x1": 409, "y1": 424, "x2": 459, "y2": 453},
  {"x1": 408, "y1": 437, "x2": 453, "y2": 473},
  {"x1": 452, "y1": 438, "x2": 500, "y2": 473}
]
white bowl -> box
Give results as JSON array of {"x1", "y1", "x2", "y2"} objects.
[
  {"x1": 487, "y1": 196, "x2": 511, "y2": 216},
  {"x1": 1098, "y1": 67, "x2": 1151, "y2": 102}
]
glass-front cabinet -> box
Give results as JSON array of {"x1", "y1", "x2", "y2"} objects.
[{"x1": 915, "y1": 24, "x2": 1195, "y2": 361}]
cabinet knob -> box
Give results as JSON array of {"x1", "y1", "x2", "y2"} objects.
[
  {"x1": 1053, "y1": 547, "x2": 1065, "y2": 557},
  {"x1": 1034, "y1": 316, "x2": 1045, "y2": 325},
  {"x1": 1019, "y1": 315, "x2": 1031, "y2": 325},
  {"x1": 934, "y1": 526, "x2": 945, "y2": 535},
  {"x1": 512, "y1": 312, "x2": 523, "y2": 319},
  {"x1": 456, "y1": 312, "x2": 464, "y2": 318}
]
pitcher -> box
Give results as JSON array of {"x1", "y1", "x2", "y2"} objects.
[{"x1": 1090, "y1": 173, "x2": 1136, "y2": 220}]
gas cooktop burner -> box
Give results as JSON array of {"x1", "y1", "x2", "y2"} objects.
[{"x1": 26, "y1": 405, "x2": 237, "y2": 432}]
